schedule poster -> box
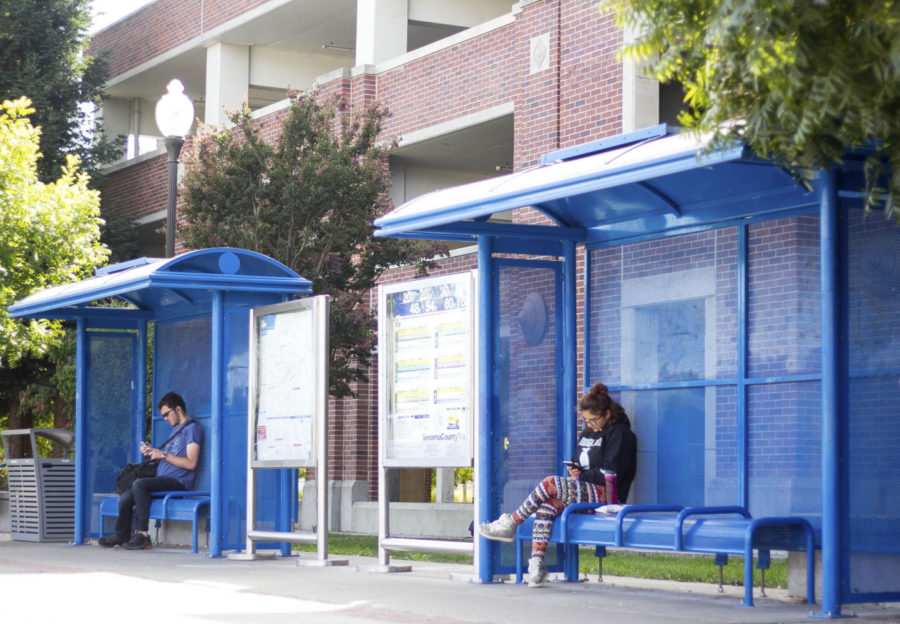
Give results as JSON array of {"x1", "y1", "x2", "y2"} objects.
[
  {"x1": 250, "y1": 297, "x2": 327, "y2": 468},
  {"x1": 380, "y1": 272, "x2": 475, "y2": 467}
]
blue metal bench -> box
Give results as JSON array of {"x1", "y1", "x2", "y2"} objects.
[
  {"x1": 98, "y1": 490, "x2": 210, "y2": 553},
  {"x1": 514, "y1": 503, "x2": 817, "y2": 607}
]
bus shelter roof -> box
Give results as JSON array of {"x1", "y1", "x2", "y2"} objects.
[
  {"x1": 8, "y1": 248, "x2": 312, "y2": 322},
  {"x1": 374, "y1": 126, "x2": 866, "y2": 244}
]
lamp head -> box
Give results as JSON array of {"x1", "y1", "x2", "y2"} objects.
[{"x1": 155, "y1": 79, "x2": 194, "y2": 138}]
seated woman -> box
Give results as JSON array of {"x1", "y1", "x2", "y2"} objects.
[{"x1": 478, "y1": 382, "x2": 637, "y2": 587}]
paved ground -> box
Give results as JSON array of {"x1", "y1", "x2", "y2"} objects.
[{"x1": 1, "y1": 534, "x2": 898, "y2": 624}]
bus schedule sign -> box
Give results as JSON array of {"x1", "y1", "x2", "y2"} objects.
[{"x1": 379, "y1": 272, "x2": 475, "y2": 467}]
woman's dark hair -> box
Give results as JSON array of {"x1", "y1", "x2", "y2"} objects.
[
  {"x1": 579, "y1": 383, "x2": 629, "y2": 426},
  {"x1": 158, "y1": 391, "x2": 186, "y2": 413}
]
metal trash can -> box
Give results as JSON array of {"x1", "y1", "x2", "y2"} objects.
[{"x1": 1, "y1": 428, "x2": 75, "y2": 542}]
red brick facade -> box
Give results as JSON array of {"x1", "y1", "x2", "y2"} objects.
[
  {"x1": 88, "y1": 0, "x2": 271, "y2": 77},
  {"x1": 102, "y1": 155, "x2": 169, "y2": 222}
]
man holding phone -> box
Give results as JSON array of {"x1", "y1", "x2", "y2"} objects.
[{"x1": 98, "y1": 392, "x2": 204, "y2": 550}]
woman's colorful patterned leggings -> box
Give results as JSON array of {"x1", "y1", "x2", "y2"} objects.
[{"x1": 510, "y1": 476, "x2": 606, "y2": 559}]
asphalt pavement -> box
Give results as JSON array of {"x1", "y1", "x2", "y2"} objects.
[{"x1": 1, "y1": 534, "x2": 898, "y2": 624}]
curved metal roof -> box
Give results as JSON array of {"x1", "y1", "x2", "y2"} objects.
[
  {"x1": 374, "y1": 128, "x2": 831, "y2": 245},
  {"x1": 8, "y1": 248, "x2": 313, "y2": 320}
]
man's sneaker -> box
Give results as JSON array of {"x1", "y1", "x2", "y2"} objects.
[
  {"x1": 98, "y1": 535, "x2": 127, "y2": 548},
  {"x1": 123, "y1": 533, "x2": 152, "y2": 550},
  {"x1": 526, "y1": 556, "x2": 548, "y2": 587},
  {"x1": 478, "y1": 513, "x2": 517, "y2": 542}
]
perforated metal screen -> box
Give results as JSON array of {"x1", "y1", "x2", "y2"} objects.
[{"x1": 845, "y1": 209, "x2": 900, "y2": 598}]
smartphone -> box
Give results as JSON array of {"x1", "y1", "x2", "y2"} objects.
[{"x1": 562, "y1": 460, "x2": 579, "y2": 469}]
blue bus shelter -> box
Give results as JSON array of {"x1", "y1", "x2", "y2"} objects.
[
  {"x1": 374, "y1": 125, "x2": 900, "y2": 616},
  {"x1": 7, "y1": 248, "x2": 312, "y2": 556}
]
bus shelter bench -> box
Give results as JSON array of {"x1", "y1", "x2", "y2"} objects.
[
  {"x1": 514, "y1": 504, "x2": 817, "y2": 607},
  {"x1": 98, "y1": 491, "x2": 210, "y2": 553}
]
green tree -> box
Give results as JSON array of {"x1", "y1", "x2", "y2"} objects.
[
  {"x1": 0, "y1": 97, "x2": 109, "y2": 369},
  {"x1": 0, "y1": 98, "x2": 108, "y2": 458},
  {"x1": 0, "y1": 0, "x2": 115, "y2": 181},
  {"x1": 179, "y1": 91, "x2": 446, "y2": 397},
  {"x1": 610, "y1": 0, "x2": 900, "y2": 213}
]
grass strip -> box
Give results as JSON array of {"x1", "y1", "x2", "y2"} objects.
[{"x1": 293, "y1": 533, "x2": 787, "y2": 588}]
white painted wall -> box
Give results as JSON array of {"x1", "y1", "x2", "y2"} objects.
[
  {"x1": 249, "y1": 47, "x2": 343, "y2": 91},
  {"x1": 408, "y1": 0, "x2": 514, "y2": 27},
  {"x1": 390, "y1": 165, "x2": 495, "y2": 207}
]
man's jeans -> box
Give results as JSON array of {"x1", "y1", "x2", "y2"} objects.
[{"x1": 115, "y1": 476, "x2": 185, "y2": 539}]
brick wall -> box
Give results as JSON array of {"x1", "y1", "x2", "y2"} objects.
[
  {"x1": 89, "y1": 0, "x2": 271, "y2": 78},
  {"x1": 100, "y1": 154, "x2": 169, "y2": 222}
]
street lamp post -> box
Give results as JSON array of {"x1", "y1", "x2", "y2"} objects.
[{"x1": 155, "y1": 79, "x2": 195, "y2": 258}]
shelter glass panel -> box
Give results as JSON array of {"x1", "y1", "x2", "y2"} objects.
[
  {"x1": 87, "y1": 331, "x2": 136, "y2": 534},
  {"x1": 747, "y1": 215, "x2": 821, "y2": 378},
  {"x1": 619, "y1": 386, "x2": 736, "y2": 507},
  {"x1": 746, "y1": 381, "x2": 821, "y2": 518},
  {"x1": 846, "y1": 208, "x2": 900, "y2": 598},
  {"x1": 588, "y1": 227, "x2": 739, "y2": 385},
  {"x1": 589, "y1": 227, "x2": 739, "y2": 507},
  {"x1": 494, "y1": 263, "x2": 559, "y2": 516}
]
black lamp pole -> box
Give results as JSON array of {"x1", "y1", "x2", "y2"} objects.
[{"x1": 164, "y1": 136, "x2": 185, "y2": 258}]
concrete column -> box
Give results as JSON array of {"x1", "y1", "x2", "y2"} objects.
[
  {"x1": 98, "y1": 97, "x2": 140, "y2": 160},
  {"x1": 434, "y1": 469, "x2": 454, "y2": 503},
  {"x1": 205, "y1": 42, "x2": 250, "y2": 127},
  {"x1": 621, "y1": 24, "x2": 659, "y2": 133},
  {"x1": 356, "y1": 0, "x2": 407, "y2": 66}
]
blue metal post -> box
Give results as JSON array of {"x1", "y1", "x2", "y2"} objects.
[
  {"x1": 72, "y1": 318, "x2": 88, "y2": 545},
  {"x1": 477, "y1": 236, "x2": 494, "y2": 583},
  {"x1": 136, "y1": 320, "x2": 147, "y2": 453},
  {"x1": 210, "y1": 291, "x2": 224, "y2": 557},
  {"x1": 819, "y1": 169, "x2": 841, "y2": 616},
  {"x1": 562, "y1": 239, "x2": 579, "y2": 581}
]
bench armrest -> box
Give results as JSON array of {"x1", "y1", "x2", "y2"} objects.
[
  {"x1": 613, "y1": 504, "x2": 684, "y2": 546},
  {"x1": 674, "y1": 506, "x2": 751, "y2": 550},
  {"x1": 559, "y1": 502, "x2": 609, "y2": 543},
  {"x1": 152, "y1": 490, "x2": 210, "y2": 514}
]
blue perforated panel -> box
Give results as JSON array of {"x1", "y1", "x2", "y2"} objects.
[
  {"x1": 845, "y1": 209, "x2": 900, "y2": 598},
  {"x1": 86, "y1": 332, "x2": 137, "y2": 535}
]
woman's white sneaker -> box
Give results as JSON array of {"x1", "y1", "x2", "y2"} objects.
[
  {"x1": 477, "y1": 513, "x2": 517, "y2": 542},
  {"x1": 526, "y1": 556, "x2": 548, "y2": 587}
]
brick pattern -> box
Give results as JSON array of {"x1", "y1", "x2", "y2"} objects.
[
  {"x1": 88, "y1": 0, "x2": 271, "y2": 78},
  {"x1": 747, "y1": 216, "x2": 821, "y2": 377},
  {"x1": 101, "y1": 154, "x2": 169, "y2": 222}
]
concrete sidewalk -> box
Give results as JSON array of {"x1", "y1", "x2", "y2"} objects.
[{"x1": 1, "y1": 534, "x2": 898, "y2": 624}]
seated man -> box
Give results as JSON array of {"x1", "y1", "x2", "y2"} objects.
[{"x1": 99, "y1": 391, "x2": 204, "y2": 550}]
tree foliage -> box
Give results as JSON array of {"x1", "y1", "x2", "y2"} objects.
[
  {"x1": 179, "y1": 91, "x2": 446, "y2": 397},
  {"x1": 0, "y1": 0, "x2": 115, "y2": 181},
  {"x1": 609, "y1": 0, "x2": 900, "y2": 213},
  {"x1": 0, "y1": 97, "x2": 109, "y2": 369}
]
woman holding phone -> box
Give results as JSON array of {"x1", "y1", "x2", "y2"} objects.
[{"x1": 478, "y1": 383, "x2": 637, "y2": 587}]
